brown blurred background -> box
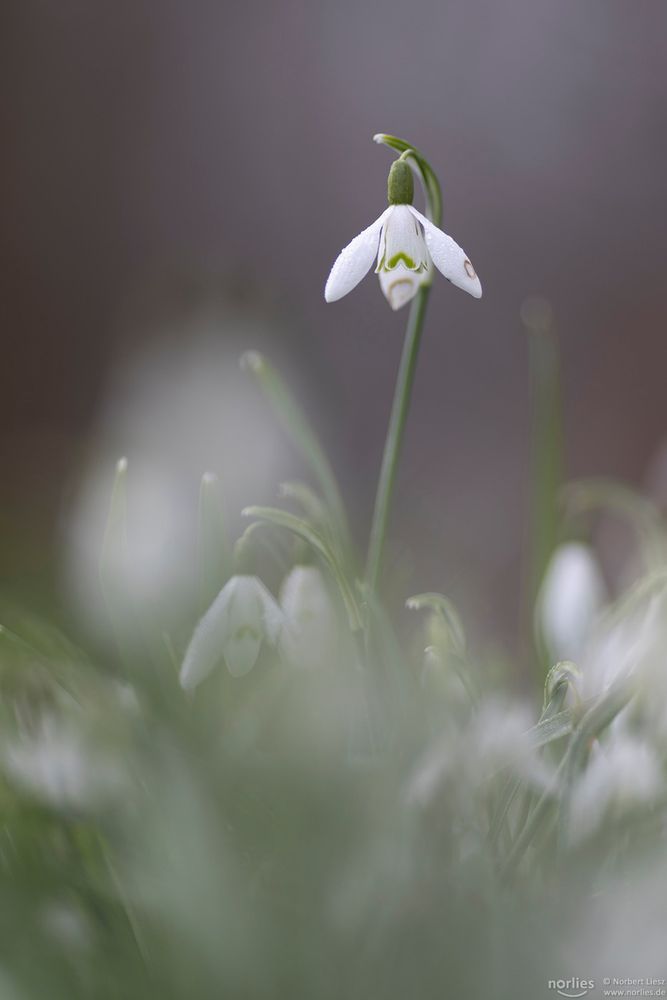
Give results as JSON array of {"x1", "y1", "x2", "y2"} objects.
[{"x1": 1, "y1": 0, "x2": 666, "y2": 640}]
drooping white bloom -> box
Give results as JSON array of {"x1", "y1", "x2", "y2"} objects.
[
  {"x1": 279, "y1": 565, "x2": 340, "y2": 669},
  {"x1": 406, "y1": 699, "x2": 550, "y2": 809},
  {"x1": 180, "y1": 575, "x2": 284, "y2": 689},
  {"x1": 538, "y1": 542, "x2": 607, "y2": 663},
  {"x1": 580, "y1": 588, "x2": 667, "y2": 703},
  {"x1": 568, "y1": 735, "x2": 663, "y2": 844},
  {"x1": 3, "y1": 717, "x2": 123, "y2": 809},
  {"x1": 325, "y1": 206, "x2": 481, "y2": 310}
]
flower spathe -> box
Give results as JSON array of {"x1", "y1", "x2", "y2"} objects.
[{"x1": 325, "y1": 203, "x2": 482, "y2": 310}]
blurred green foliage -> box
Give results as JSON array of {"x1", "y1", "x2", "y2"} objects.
[{"x1": 1, "y1": 352, "x2": 667, "y2": 999}]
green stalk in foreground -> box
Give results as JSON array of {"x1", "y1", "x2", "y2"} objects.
[{"x1": 365, "y1": 285, "x2": 430, "y2": 592}]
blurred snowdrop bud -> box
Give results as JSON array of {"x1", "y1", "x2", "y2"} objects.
[
  {"x1": 279, "y1": 565, "x2": 339, "y2": 669},
  {"x1": 62, "y1": 319, "x2": 295, "y2": 633},
  {"x1": 579, "y1": 589, "x2": 667, "y2": 702},
  {"x1": 538, "y1": 542, "x2": 607, "y2": 662},
  {"x1": 587, "y1": 591, "x2": 667, "y2": 740},
  {"x1": 406, "y1": 699, "x2": 549, "y2": 809},
  {"x1": 180, "y1": 575, "x2": 284, "y2": 689},
  {"x1": 469, "y1": 699, "x2": 551, "y2": 787},
  {"x1": 569, "y1": 735, "x2": 662, "y2": 844},
  {"x1": 3, "y1": 716, "x2": 123, "y2": 810}
]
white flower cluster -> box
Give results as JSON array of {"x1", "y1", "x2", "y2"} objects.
[{"x1": 539, "y1": 542, "x2": 667, "y2": 844}]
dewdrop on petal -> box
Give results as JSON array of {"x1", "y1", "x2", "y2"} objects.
[
  {"x1": 325, "y1": 156, "x2": 482, "y2": 310},
  {"x1": 180, "y1": 575, "x2": 284, "y2": 689}
]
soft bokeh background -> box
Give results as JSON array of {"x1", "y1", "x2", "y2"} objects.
[{"x1": 2, "y1": 0, "x2": 666, "y2": 641}]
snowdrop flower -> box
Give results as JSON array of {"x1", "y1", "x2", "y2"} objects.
[
  {"x1": 180, "y1": 575, "x2": 284, "y2": 689},
  {"x1": 325, "y1": 157, "x2": 482, "y2": 310},
  {"x1": 577, "y1": 588, "x2": 666, "y2": 703},
  {"x1": 538, "y1": 542, "x2": 607, "y2": 663},
  {"x1": 568, "y1": 735, "x2": 662, "y2": 844},
  {"x1": 406, "y1": 699, "x2": 549, "y2": 808},
  {"x1": 3, "y1": 716, "x2": 123, "y2": 810},
  {"x1": 279, "y1": 565, "x2": 340, "y2": 669}
]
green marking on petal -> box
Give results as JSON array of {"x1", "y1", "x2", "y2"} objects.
[
  {"x1": 378, "y1": 254, "x2": 429, "y2": 273},
  {"x1": 387, "y1": 252, "x2": 416, "y2": 269},
  {"x1": 233, "y1": 624, "x2": 262, "y2": 641}
]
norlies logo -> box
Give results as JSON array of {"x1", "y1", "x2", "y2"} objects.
[{"x1": 548, "y1": 977, "x2": 595, "y2": 998}]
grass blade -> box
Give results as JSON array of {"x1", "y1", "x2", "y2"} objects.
[
  {"x1": 240, "y1": 352, "x2": 351, "y2": 558},
  {"x1": 242, "y1": 505, "x2": 362, "y2": 631}
]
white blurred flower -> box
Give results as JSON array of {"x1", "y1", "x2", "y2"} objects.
[
  {"x1": 595, "y1": 592, "x2": 667, "y2": 741},
  {"x1": 325, "y1": 159, "x2": 481, "y2": 310},
  {"x1": 42, "y1": 900, "x2": 92, "y2": 952},
  {"x1": 61, "y1": 321, "x2": 295, "y2": 632},
  {"x1": 579, "y1": 589, "x2": 667, "y2": 703},
  {"x1": 279, "y1": 565, "x2": 340, "y2": 670},
  {"x1": 538, "y1": 542, "x2": 607, "y2": 662},
  {"x1": 180, "y1": 575, "x2": 284, "y2": 689},
  {"x1": 568, "y1": 735, "x2": 663, "y2": 844},
  {"x1": 406, "y1": 699, "x2": 550, "y2": 809},
  {"x1": 563, "y1": 859, "x2": 667, "y2": 980},
  {"x1": 3, "y1": 717, "x2": 123, "y2": 810}
]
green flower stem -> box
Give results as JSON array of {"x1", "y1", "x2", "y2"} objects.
[
  {"x1": 365, "y1": 285, "x2": 431, "y2": 593},
  {"x1": 365, "y1": 135, "x2": 442, "y2": 596}
]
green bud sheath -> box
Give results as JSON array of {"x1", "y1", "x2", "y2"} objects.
[{"x1": 387, "y1": 158, "x2": 414, "y2": 205}]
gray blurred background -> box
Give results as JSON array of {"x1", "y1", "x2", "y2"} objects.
[{"x1": 2, "y1": 0, "x2": 666, "y2": 641}]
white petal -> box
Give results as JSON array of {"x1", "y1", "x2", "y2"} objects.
[
  {"x1": 223, "y1": 631, "x2": 263, "y2": 678},
  {"x1": 255, "y1": 578, "x2": 285, "y2": 644},
  {"x1": 222, "y1": 576, "x2": 282, "y2": 677},
  {"x1": 377, "y1": 205, "x2": 429, "y2": 272},
  {"x1": 538, "y1": 542, "x2": 606, "y2": 662},
  {"x1": 179, "y1": 575, "x2": 282, "y2": 688},
  {"x1": 378, "y1": 268, "x2": 424, "y2": 311},
  {"x1": 568, "y1": 736, "x2": 662, "y2": 844},
  {"x1": 180, "y1": 576, "x2": 236, "y2": 689},
  {"x1": 279, "y1": 565, "x2": 339, "y2": 669},
  {"x1": 324, "y1": 209, "x2": 391, "y2": 302},
  {"x1": 408, "y1": 206, "x2": 482, "y2": 298}
]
